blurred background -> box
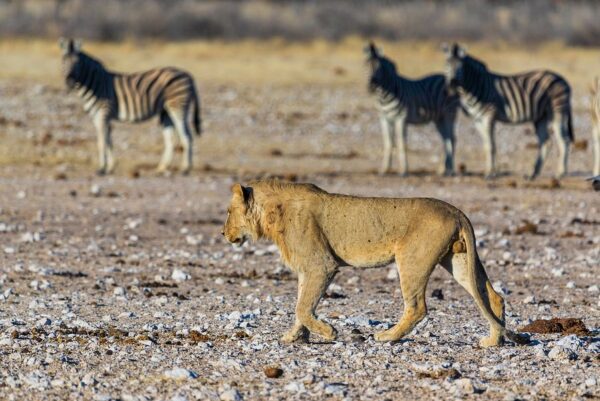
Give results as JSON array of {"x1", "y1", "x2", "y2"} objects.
[
  {"x1": 3, "y1": 0, "x2": 600, "y2": 45},
  {"x1": 0, "y1": 0, "x2": 598, "y2": 178}
]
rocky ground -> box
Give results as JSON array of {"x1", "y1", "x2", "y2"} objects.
[{"x1": 0, "y1": 74, "x2": 598, "y2": 400}]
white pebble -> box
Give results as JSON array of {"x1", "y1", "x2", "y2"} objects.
[{"x1": 171, "y1": 269, "x2": 191, "y2": 282}]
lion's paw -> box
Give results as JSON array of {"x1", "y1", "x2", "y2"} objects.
[
  {"x1": 374, "y1": 329, "x2": 400, "y2": 342},
  {"x1": 280, "y1": 332, "x2": 301, "y2": 344},
  {"x1": 479, "y1": 336, "x2": 502, "y2": 348},
  {"x1": 320, "y1": 326, "x2": 338, "y2": 342},
  {"x1": 280, "y1": 326, "x2": 308, "y2": 344}
]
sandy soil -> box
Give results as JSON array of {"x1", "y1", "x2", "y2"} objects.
[{"x1": 0, "y1": 40, "x2": 598, "y2": 400}]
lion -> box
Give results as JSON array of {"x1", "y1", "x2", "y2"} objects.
[{"x1": 222, "y1": 181, "x2": 528, "y2": 347}]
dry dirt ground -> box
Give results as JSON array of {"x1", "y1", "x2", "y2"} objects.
[{"x1": 0, "y1": 40, "x2": 598, "y2": 400}]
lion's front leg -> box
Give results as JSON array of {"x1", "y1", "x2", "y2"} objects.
[
  {"x1": 280, "y1": 319, "x2": 307, "y2": 343},
  {"x1": 285, "y1": 269, "x2": 337, "y2": 343}
]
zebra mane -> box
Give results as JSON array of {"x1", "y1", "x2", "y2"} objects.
[
  {"x1": 78, "y1": 50, "x2": 107, "y2": 72},
  {"x1": 464, "y1": 55, "x2": 488, "y2": 73}
]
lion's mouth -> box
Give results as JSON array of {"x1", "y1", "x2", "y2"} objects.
[{"x1": 231, "y1": 236, "x2": 247, "y2": 247}]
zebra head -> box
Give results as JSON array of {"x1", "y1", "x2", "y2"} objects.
[
  {"x1": 59, "y1": 38, "x2": 83, "y2": 90},
  {"x1": 442, "y1": 42, "x2": 467, "y2": 92},
  {"x1": 364, "y1": 42, "x2": 397, "y2": 94}
]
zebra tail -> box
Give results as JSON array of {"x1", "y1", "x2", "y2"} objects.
[
  {"x1": 192, "y1": 86, "x2": 202, "y2": 136},
  {"x1": 567, "y1": 110, "x2": 574, "y2": 142}
]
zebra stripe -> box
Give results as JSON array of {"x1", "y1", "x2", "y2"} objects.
[
  {"x1": 366, "y1": 42, "x2": 459, "y2": 176},
  {"x1": 443, "y1": 43, "x2": 573, "y2": 179},
  {"x1": 60, "y1": 38, "x2": 201, "y2": 175}
]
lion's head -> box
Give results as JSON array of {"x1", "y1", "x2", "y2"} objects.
[{"x1": 222, "y1": 184, "x2": 258, "y2": 246}]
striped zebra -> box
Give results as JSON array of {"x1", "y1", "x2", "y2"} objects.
[
  {"x1": 589, "y1": 78, "x2": 600, "y2": 176},
  {"x1": 443, "y1": 43, "x2": 573, "y2": 180},
  {"x1": 60, "y1": 38, "x2": 202, "y2": 175},
  {"x1": 365, "y1": 42, "x2": 459, "y2": 176}
]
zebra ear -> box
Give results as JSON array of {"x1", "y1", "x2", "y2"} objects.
[
  {"x1": 365, "y1": 41, "x2": 379, "y2": 58},
  {"x1": 59, "y1": 37, "x2": 71, "y2": 54},
  {"x1": 59, "y1": 38, "x2": 79, "y2": 55},
  {"x1": 451, "y1": 43, "x2": 466, "y2": 59}
]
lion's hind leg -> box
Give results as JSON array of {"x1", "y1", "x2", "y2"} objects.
[
  {"x1": 440, "y1": 251, "x2": 505, "y2": 347},
  {"x1": 374, "y1": 239, "x2": 444, "y2": 342}
]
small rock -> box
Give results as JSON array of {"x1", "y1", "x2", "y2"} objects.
[
  {"x1": 264, "y1": 366, "x2": 283, "y2": 378},
  {"x1": 454, "y1": 378, "x2": 476, "y2": 394},
  {"x1": 20, "y1": 232, "x2": 43, "y2": 243},
  {"x1": 171, "y1": 269, "x2": 191, "y2": 282},
  {"x1": 588, "y1": 285, "x2": 599, "y2": 293},
  {"x1": 431, "y1": 289, "x2": 444, "y2": 300},
  {"x1": 219, "y1": 389, "x2": 242, "y2": 401},
  {"x1": 386, "y1": 267, "x2": 398, "y2": 280},
  {"x1": 523, "y1": 295, "x2": 536, "y2": 304},
  {"x1": 113, "y1": 287, "x2": 126, "y2": 297},
  {"x1": 566, "y1": 281, "x2": 576, "y2": 289},
  {"x1": 164, "y1": 368, "x2": 199, "y2": 380},
  {"x1": 284, "y1": 382, "x2": 305, "y2": 393},
  {"x1": 90, "y1": 184, "x2": 102, "y2": 197},
  {"x1": 493, "y1": 281, "x2": 510, "y2": 295},
  {"x1": 548, "y1": 346, "x2": 577, "y2": 360},
  {"x1": 344, "y1": 316, "x2": 383, "y2": 327},
  {"x1": 556, "y1": 334, "x2": 584, "y2": 351},
  {"x1": 324, "y1": 383, "x2": 348, "y2": 396},
  {"x1": 185, "y1": 234, "x2": 203, "y2": 246}
]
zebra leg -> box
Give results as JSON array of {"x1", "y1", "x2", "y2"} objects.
[
  {"x1": 552, "y1": 118, "x2": 570, "y2": 179},
  {"x1": 379, "y1": 117, "x2": 394, "y2": 175},
  {"x1": 528, "y1": 121, "x2": 550, "y2": 180},
  {"x1": 435, "y1": 117, "x2": 456, "y2": 176},
  {"x1": 172, "y1": 113, "x2": 193, "y2": 175},
  {"x1": 156, "y1": 126, "x2": 175, "y2": 174},
  {"x1": 476, "y1": 117, "x2": 496, "y2": 179},
  {"x1": 105, "y1": 124, "x2": 115, "y2": 174},
  {"x1": 395, "y1": 118, "x2": 408, "y2": 177},
  {"x1": 594, "y1": 124, "x2": 600, "y2": 176},
  {"x1": 93, "y1": 116, "x2": 110, "y2": 175},
  {"x1": 157, "y1": 112, "x2": 175, "y2": 173}
]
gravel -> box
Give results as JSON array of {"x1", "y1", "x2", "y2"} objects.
[{"x1": 0, "y1": 79, "x2": 598, "y2": 400}]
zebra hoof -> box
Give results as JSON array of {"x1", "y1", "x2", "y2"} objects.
[
  {"x1": 157, "y1": 170, "x2": 172, "y2": 178},
  {"x1": 96, "y1": 169, "x2": 107, "y2": 176}
]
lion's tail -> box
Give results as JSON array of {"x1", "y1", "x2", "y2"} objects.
[{"x1": 459, "y1": 213, "x2": 527, "y2": 345}]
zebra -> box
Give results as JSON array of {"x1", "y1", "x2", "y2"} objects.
[
  {"x1": 443, "y1": 43, "x2": 573, "y2": 180},
  {"x1": 59, "y1": 38, "x2": 202, "y2": 175},
  {"x1": 365, "y1": 42, "x2": 459, "y2": 176},
  {"x1": 589, "y1": 78, "x2": 600, "y2": 176}
]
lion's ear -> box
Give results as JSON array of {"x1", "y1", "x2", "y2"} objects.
[{"x1": 231, "y1": 184, "x2": 252, "y2": 205}]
